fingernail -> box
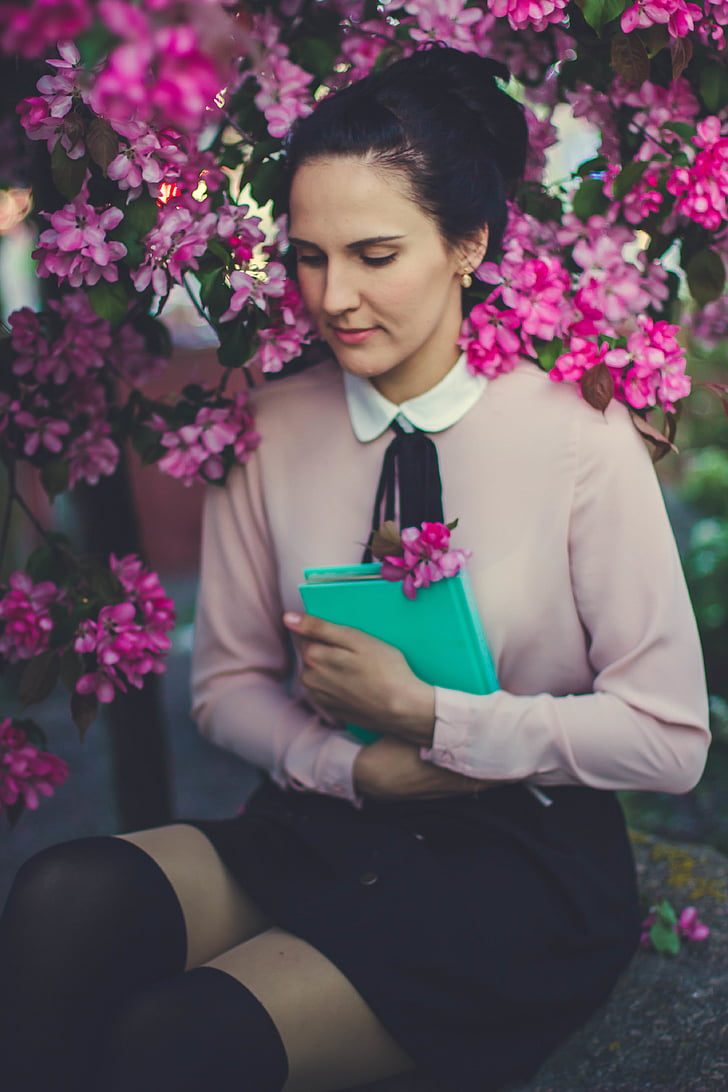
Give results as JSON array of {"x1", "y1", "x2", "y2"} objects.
[{"x1": 283, "y1": 612, "x2": 303, "y2": 627}]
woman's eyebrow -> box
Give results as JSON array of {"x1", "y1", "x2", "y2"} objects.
[{"x1": 288, "y1": 235, "x2": 405, "y2": 250}]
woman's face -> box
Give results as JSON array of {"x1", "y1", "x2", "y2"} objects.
[{"x1": 288, "y1": 155, "x2": 473, "y2": 403}]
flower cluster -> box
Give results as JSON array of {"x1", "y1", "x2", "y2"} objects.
[
  {"x1": 0, "y1": 572, "x2": 61, "y2": 663},
  {"x1": 88, "y1": 0, "x2": 242, "y2": 133},
  {"x1": 621, "y1": 0, "x2": 702, "y2": 38},
  {"x1": 641, "y1": 900, "x2": 710, "y2": 952},
  {"x1": 489, "y1": 0, "x2": 569, "y2": 33},
  {"x1": 667, "y1": 116, "x2": 728, "y2": 232},
  {"x1": 155, "y1": 393, "x2": 261, "y2": 487},
  {"x1": 550, "y1": 316, "x2": 690, "y2": 413},
  {"x1": 74, "y1": 554, "x2": 176, "y2": 703},
  {"x1": 381, "y1": 522, "x2": 472, "y2": 601},
  {"x1": 33, "y1": 184, "x2": 126, "y2": 288},
  {"x1": 17, "y1": 40, "x2": 89, "y2": 159},
  {"x1": 0, "y1": 718, "x2": 69, "y2": 814},
  {"x1": 0, "y1": 1, "x2": 91, "y2": 60}
]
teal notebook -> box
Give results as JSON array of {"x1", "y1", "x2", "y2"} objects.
[{"x1": 299, "y1": 563, "x2": 499, "y2": 743}]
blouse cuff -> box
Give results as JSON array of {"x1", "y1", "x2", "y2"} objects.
[
  {"x1": 419, "y1": 686, "x2": 482, "y2": 772},
  {"x1": 284, "y1": 728, "x2": 364, "y2": 807}
]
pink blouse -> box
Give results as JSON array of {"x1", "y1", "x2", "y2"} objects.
[{"x1": 191, "y1": 358, "x2": 710, "y2": 806}]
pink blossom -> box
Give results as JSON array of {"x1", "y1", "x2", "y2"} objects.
[
  {"x1": 0, "y1": 718, "x2": 69, "y2": 813},
  {"x1": 621, "y1": 316, "x2": 690, "y2": 412},
  {"x1": 73, "y1": 559, "x2": 176, "y2": 704},
  {"x1": 621, "y1": 0, "x2": 702, "y2": 37},
  {"x1": 90, "y1": 0, "x2": 240, "y2": 132},
  {"x1": 254, "y1": 55, "x2": 313, "y2": 139},
  {"x1": 381, "y1": 522, "x2": 471, "y2": 600},
  {"x1": 109, "y1": 322, "x2": 168, "y2": 386},
  {"x1": 17, "y1": 42, "x2": 88, "y2": 158},
  {"x1": 489, "y1": 0, "x2": 569, "y2": 33},
  {"x1": 219, "y1": 261, "x2": 288, "y2": 323},
  {"x1": 0, "y1": 1, "x2": 91, "y2": 59},
  {"x1": 677, "y1": 907, "x2": 710, "y2": 941},
  {"x1": 107, "y1": 131, "x2": 165, "y2": 196},
  {"x1": 14, "y1": 411, "x2": 70, "y2": 456},
  {"x1": 666, "y1": 117, "x2": 728, "y2": 233},
  {"x1": 131, "y1": 203, "x2": 217, "y2": 296},
  {"x1": 11, "y1": 294, "x2": 113, "y2": 386},
  {"x1": 549, "y1": 336, "x2": 612, "y2": 385},
  {"x1": 34, "y1": 186, "x2": 126, "y2": 288},
  {"x1": 340, "y1": 20, "x2": 400, "y2": 79},
  {"x1": 156, "y1": 394, "x2": 260, "y2": 486},
  {"x1": 0, "y1": 572, "x2": 61, "y2": 662},
  {"x1": 405, "y1": 0, "x2": 489, "y2": 53},
  {"x1": 67, "y1": 420, "x2": 120, "y2": 488},
  {"x1": 459, "y1": 301, "x2": 523, "y2": 378},
  {"x1": 524, "y1": 107, "x2": 558, "y2": 181}
]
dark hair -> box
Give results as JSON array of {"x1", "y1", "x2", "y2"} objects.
[{"x1": 285, "y1": 46, "x2": 528, "y2": 257}]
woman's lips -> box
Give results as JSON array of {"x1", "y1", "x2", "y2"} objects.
[{"x1": 330, "y1": 326, "x2": 378, "y2": 345}]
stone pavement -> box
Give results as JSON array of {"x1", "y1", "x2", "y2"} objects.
[{"x1": 2, "y1": 629, "x2": 727, "y2": 1091}]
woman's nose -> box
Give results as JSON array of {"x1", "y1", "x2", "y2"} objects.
[{"x1": 321, "y1": 264, "x2": 360, "y2": 316}]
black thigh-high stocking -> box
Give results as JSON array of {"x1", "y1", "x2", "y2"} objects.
[
  {"x1": 93, "y1": 966, "x2": 290, "y2": 1091},
  {"x1": 0, "y1": 835, "x2": 187, "y2": 1092}
]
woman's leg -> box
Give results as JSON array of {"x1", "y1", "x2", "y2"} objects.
[
  {"x1": 0, "y1": 823, "x2": 272, "y2": 1092},
  {"x1": 95, "y1": 925, "x2": 415, "y2": 1092}
]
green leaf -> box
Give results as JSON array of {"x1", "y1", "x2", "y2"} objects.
[
  {"x1": 518, "y1": 185, "x2": 564, "y2": 224},
  {"x1": 661, "y1": 122, "x2": 696, "y2": 144},
  {"x1": 75, "y1": 21, "x2": 118, "y2": 68},
  {"x1": 59, "y1": 649, "x2": 85, "y2": 692},
  {"x1": 198, "y1": 267, "x2": 230, "y2": 319},
  {"x1": 612, "y1": 160, "x2": 649, "y2": 201},
  {"x1": 575, "y1": 0, "x2": 630, "y2": 34},
  {"x1": 247, "y1": 159, "x2": 284, "y2": 207},
  {"x1": 40, "y1": 458, "x2": 71, "y2": 501},
  {"x1": 577, "y1": 156, "x2": 608, "y2": 179},
  {"x1": 700, "y1": 62, "x2": 728, "y2": 114},
  {"x1": 686, "y1": 249, "x2": 726, "y2": 308},
  {"x1": 534, "y1": 337, "x2": 564, "y2": 373},
  {"x1": 26, "y1": 538, "x2": 71, "y2": 583},
  {"x1": 87, "y1": 117, "x2": 119, "y2": 173},
  {"x1": 650, "y1": 919, "x2": 681, "y2": 955},
  {"x1": 6, "y1": 798, "x2": 25, "y2": 828},
  {"x1": 71, "y1": 690, "x2": 99, "y2": 741},
  {"x1": 19, "y1": 650, "x2": 60, "y2": 708},
  {"x1": 292, "y1": 37, "x2": 338, "y2": 81},
  {"x1": 217, "y1": 319, "x2": 254, "y2": 368},
  {"x1": 571, "y1": 178, "x2": 609, "y2": 222},
  {"x1": 611, "y1": 32, "x2": 650, "y2": 86},
  {"x1": 87, "y1": 280, "x2": 129, "y2": 325},
  {"x1": 82, "y1": 559, "x2": 124, "y2": 603},
  {"x1": 125, "y1": 194, "x2": 159, "y2": 238},
  {"x1": 51, "y1": 143, "x2": 89, "y2": 201}
]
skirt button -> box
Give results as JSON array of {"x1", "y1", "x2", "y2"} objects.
[{"x1": 359, "y1": 871, "x2": 379, "y2": 886}]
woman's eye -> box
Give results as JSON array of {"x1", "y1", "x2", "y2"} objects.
[
  {"x1": 296, "y1": 253, "x2": 325, "y2": 267},
  {"x1": 362, "y1": 254, "x2": 396, "y2": 267}
]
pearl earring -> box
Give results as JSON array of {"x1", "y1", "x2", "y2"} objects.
[{"x1": 460, "y1": 272, "x2": 473, "y2": 289}]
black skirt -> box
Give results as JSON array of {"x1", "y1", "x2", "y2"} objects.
[{"x1": 186, "y1": 778, "x2": 640, "y2": 1092}]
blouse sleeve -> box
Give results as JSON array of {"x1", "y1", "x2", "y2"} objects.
[
  {"x1": 420, "y1": 402, "x2": 710, "y2": 794},
  {"x1": 190, "y1": 453, "x2": 364, "y2": 805}
]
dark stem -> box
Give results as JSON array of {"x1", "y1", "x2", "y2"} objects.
[
  {"x1": 0, "y1": 455, "x2": 16, "y2": 571},
  {"x1": 13, "y1": 488, "x2": 49, "y2": 540}
]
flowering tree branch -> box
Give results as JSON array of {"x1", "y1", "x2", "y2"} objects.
[{"x1": 0, "y1": 0, "x2": 726, "y2": 821}]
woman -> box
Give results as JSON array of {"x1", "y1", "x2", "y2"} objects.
[{"x1": 0, "y1": 46, "x2": 709, "y2": 1092}]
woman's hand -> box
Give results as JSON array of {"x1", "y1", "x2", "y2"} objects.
[
  {"x1": 352, "y1": 736, "x2": 493, "y2": 799},
  {"x1": 283, "y1": 611, "x2": 435, "y2": 744}
]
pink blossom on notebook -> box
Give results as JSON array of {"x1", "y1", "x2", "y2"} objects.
[{"x1": 380, "y1": 521, "x2": 471, "y2": 601}]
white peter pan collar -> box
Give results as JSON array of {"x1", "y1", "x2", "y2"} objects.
[{"x1": 343, "y1": 352, "x2": 487, "y2": 442}]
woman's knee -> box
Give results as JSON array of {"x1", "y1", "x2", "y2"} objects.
[
  {"x1": 1, "y1": 835, "x2": 187, "y2": 973},
  {"x1": 95, "y1": 967, "x2": 289, "y2": 1092}
]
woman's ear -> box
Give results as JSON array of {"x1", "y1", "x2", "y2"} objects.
[{"x1": 457, "y1": 226, "x2": 489, "y2": 278}]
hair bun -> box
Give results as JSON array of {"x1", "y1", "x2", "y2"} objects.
[{"x1": 379, "y1": 45, "x2": 526, "y2": 196}]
